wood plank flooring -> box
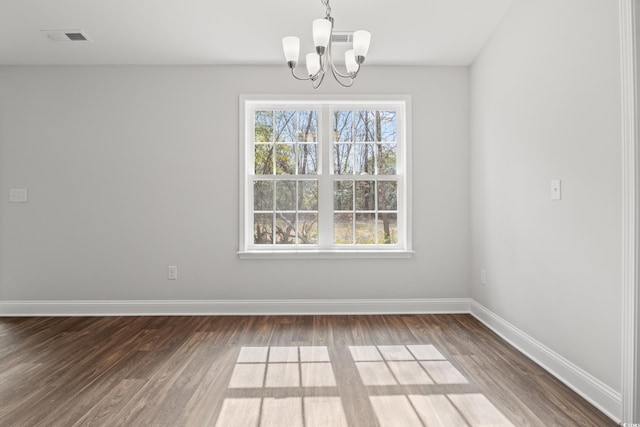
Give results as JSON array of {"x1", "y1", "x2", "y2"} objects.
[{"x1": 0, "y1": 314, "x2": 615, "y2": 426}]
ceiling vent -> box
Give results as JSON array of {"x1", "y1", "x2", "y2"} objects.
[
  {"x1": 41, "y1": 30, "x2": 92, "y2": 44},
  {"x1": 331, "y1": 32, "x2": 353, "y2": 43}
]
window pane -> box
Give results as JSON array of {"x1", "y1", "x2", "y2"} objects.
[
  {"x1": 254, "y1": 213, "x2": 273, "y2": 244},
  {"x1": 334, "y1": 143, "x2": 353, "y2": 175},
  {"x1": 378, "y1": 213, "x2": 398, "y2": 244},
  {"x1": 298, "y1": 180, "x2": 318, "y2": 211},
  {"x1": 356, "y1": 213, "x2": 376, "y2": 244},
  {"x1": 355, "y1": 181, "x2": 375, "y2": 211},
  {"x1": 298, "y1": 111, "x2": 318, "y2": 142},
  {"x1": 333, "y1": 111, "x2": 353, "y2": 142},
  {"x1": 276, "y1": 213, "x2": 296, "y2": 244},
  {"x1": 254, "y1": 144, "x2": 273, "y2": 175},
  {"x1": 354, "y1": 144, "x2": 375, "y2": 175},
  {"x1": 275, "y1": 111, "x2": 296, "y2": 142},
  {"x1": 353, "y1": 111, "x2": 397, "y2": 142},
  {"x1": 255, "y1": 111, "x2": 273, "y2": 142},
  {"x1": 254, "y1": 180, "x2": 274, "y2": 211},
  {"x1": 334, "y1": 180, "x2": 353, "y2": 211},
  {"x1": 297, "y1": 144, "x2": 317, "y2": 174},
  {"x1": 334, "y1": 213, "x2": 353, "y2": 244},
  {"x1": 298, "y1": 213, "x2": 318, "y2": 244},
  {"x1": 377, "y1": 181, "x2": 397, "y2": 211},
  {"x1": 276, "y1": 144, "x2": 296, "y2": 175},
  {"x1": 276, "y1": 180, "x2": 296, "y2": 211},
  {"x1": 377, "y1": 143, "x2": 397, "y2": 175},
  {"x1": 354, "y1": 111, "x2": 375, "y2": 142},
  {"x1": 378, "y1": 111, "x2": 397, "y2": 142}
]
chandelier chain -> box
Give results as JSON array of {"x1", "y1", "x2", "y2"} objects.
[{"x1": 321, "y1": 0, "x2": 331, "y2": 17}]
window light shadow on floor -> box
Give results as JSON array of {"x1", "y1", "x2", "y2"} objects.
[
  {"x1": 215, "y1": 345, "x2": 514, "y2": 427},
  {"x1": 350, "y1": 344, "x2": 468, "y2": 386}
]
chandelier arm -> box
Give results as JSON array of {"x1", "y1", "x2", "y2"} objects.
[
  {"x1": 325, "y1": 31, "x2": 359, "y2": 80},
  {"x1": 290, "y1": 68, "x2": 314, "y2": 81},
  {"x1": 319, "y1": 51, "x2": 328, "y2": 75},
  {"x1": 312, "y1": 72, "x2": 325, "y2": 89},
  {"x1": 330, "y1": 66, "x2": 354, "y2": 88},
  {"x1": 327, "y1": 31, "x2": 360, "y2": 80},
  {"x1": 329, "y1": 60, "x2": 360, "y2": 79}
]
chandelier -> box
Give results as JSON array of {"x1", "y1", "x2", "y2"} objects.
[{"x1": 281, "y1": 0, "x2": 371, "y2": 89}]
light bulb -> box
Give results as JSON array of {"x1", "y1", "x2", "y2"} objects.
[
  {"x1": 345, "y1": 50, "x2": 358, "y2": 74},
  {"x1": 282, "y1": 36, "x2": 300, "y2": 66},
  {"x1": 353, "y1": 30, "x2": 371, "y2": 61},
  {"x1": 306, "y1": 53, "x2": 321, "y2": 76},
  {"x1": 313, "y1": 19, "x2": 332, "y2": 53}
]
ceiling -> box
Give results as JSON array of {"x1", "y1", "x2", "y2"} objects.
[{"x1": 0, "y1": 0, "x2": 513, "y2": 66}]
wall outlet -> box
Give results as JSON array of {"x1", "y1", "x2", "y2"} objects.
[
  {"x1": 480, "y1": 269, "x2": 487, "y2": 286},
  {"x1": 167, "y1": 266, "x2": 178, "y2": 280}
]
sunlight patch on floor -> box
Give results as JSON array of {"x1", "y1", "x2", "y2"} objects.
[
  {"x1": 350, "y1": 344, "x2": 468, "y2": 386},
  {"x1": 371, "y1": 394, "x2": 515, "y2": 427},
  {"x1": 219, "y1": 344, "x2": 513, "y2": 427},
  {"x1": 216, "y1": 397, "x2": 348, "y2": 427},
  {"x1": 228, "y1": 346, "x2": 336, "y2": 389}
]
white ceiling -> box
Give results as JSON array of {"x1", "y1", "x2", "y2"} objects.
[{"x1": 0, "y1": 0, "x2": 513, "y2": 66}]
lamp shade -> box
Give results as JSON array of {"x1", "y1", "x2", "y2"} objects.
[
  {"x1": 312, "y1": 19, "x2": 332, "y2": 49},
  {"x1": 345, "y1": 50, "x2": 358, "y2": 74},
  {"x1": 282, "y1": 36, "x2": 300, "y2": 63},
  {"x1": 306, "y1": 53, "x2": 321, "y2": 76},
  {"x1": 353, "y1": 30, "x2": 371, "y2": 58}
]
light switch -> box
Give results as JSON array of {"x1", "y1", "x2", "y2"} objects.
[
  {"x1": 9, "y1": 188, "x2": 28, "y2": 203},
  {"x1": 550, "y1": 180, "x2": 561, "y2": 201}
]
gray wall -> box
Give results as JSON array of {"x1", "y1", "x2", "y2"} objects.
[
  {"x1": 470, "y1": 0, "x2": 622, "y2": 392},
  {"x1": 0, "y1": 65, "x2": 470, "y2": 301}
]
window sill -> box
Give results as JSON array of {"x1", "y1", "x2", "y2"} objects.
[{"x1": 237, "y1": 250, "x2": 415, "y2": 260}]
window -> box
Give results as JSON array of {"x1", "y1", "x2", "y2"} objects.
[{"x1": 239, "y1": 96, "x2": 412, "y2": 258}]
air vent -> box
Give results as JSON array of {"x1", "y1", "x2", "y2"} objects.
[
  {"x1": 331, "y1": 32, "x2": 353, "y2": 43},
  {"x1": 41, "y1": 30, "x2": 92, "y2": 44},
  {"x1": 65, "y1": 32, "x2": 87, "y2": 41}
]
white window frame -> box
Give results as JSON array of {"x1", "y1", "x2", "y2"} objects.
[{"x1": 238, "y1": 95, "x2": 413, "y2": 259}]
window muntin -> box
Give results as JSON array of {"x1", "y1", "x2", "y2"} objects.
[{"x1": 241, "y1": 98, "x2": 410, "y2": 255}]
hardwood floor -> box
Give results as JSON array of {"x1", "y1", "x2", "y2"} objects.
[{"x1": 0, "y1": 315, "x2": 615, "y2": 426}]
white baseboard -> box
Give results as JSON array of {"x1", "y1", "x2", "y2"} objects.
[
  {"x1": 469, "y1": 300, "x2": 622, "y2": 422},
  {"x1": 0, "y1": 298, "x2": 471, "y2": 316}
]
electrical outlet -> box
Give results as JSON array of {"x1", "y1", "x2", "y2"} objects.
[
  {"x1": 168, "y1": 266, "x2": 178, "y2": 280},
  {"x1": 480, "y1": 269, "x2": 487, "y2": 286}
]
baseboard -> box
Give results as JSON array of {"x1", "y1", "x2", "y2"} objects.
[
  {"x1": 0, "y1": 298, "x2": 471, "y2": 316},
  {"x1": 469, "y1": 300, "x2": 622, "y2": 422}
]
